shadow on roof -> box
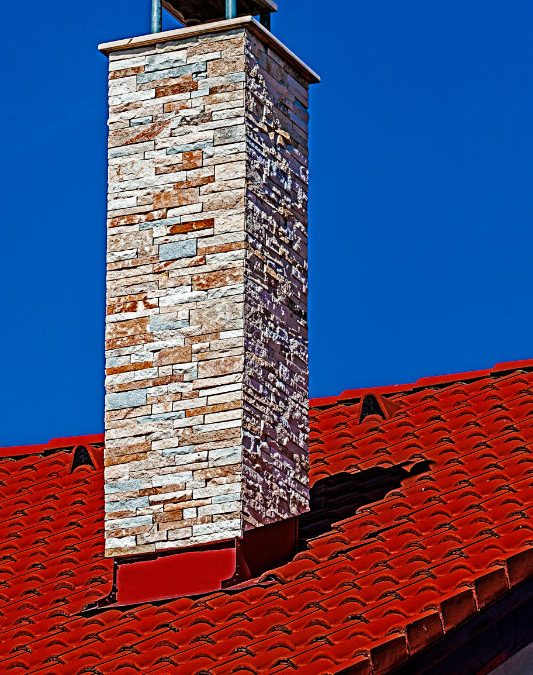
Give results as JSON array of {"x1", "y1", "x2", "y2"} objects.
[{"x1": 298, "y1": 460, "x2": 433, "y2": 548}]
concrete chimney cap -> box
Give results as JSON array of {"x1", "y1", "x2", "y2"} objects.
[{"x1": 163, "y1": 0, "x2": 277, "y2": 26}]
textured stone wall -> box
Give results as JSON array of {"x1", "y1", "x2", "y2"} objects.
[
  {"x1": 241, "y1": 33, "x2": 310, "y2": 529},
  {"x1": 103, "y1": 24, "x2": 312, "y2": 557}
]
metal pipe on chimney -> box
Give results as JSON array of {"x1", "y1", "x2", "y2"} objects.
[
  {"x1": 151, "y1": 0, "x2": 162, "y2": 33},
  {"x1": 225, "y1": 0, "x2": 237, "y2": 19},
  {"x1": 260, "y1": 11, "x2": 271, "y2": 29}
]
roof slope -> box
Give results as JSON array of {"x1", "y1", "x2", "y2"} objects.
[{"x1": 1, "y1": 361, "x2": 533, "y2": 673}]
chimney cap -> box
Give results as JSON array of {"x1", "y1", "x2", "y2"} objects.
[{"x1": 163, "y1": 0, "x2": 277, "y2": 26}]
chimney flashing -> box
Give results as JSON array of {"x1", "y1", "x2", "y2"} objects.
[{"x1": 98, "y1": 16, "x2": 320, "y2": 84}]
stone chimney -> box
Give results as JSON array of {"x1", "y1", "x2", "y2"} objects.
[{"x1": 99, "y1": 13, "x2": 319, "y2": 558}]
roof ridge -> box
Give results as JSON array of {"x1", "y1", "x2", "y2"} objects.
[
  {"x1": 0, "y1": 434, "x2": 105, "y2": 460},
  {"x1": 310, "y1": 359, "x2": 533, "y2": 408}
]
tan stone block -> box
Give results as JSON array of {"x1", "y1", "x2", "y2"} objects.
[
  {"x1": 109, "y1": 120, "x2": 171, "y2": 148},
  {"x1": 198, "y1": 355, "x2": 243, "y2": 379},
  {"x1": 195, "y1": 346, "x2": 243, "y2": 362},
  {"x1": 107, "y1": 254, "x2": 160, "y2": 273},
  {"x1": 207, "y1": 55, "x2": 245, "y2": 77},
  {"x1": 198, "y1": 240, "x2": 245, "y2": 255},
  {"x1": 191, "y1": 300, "x2": 243, "y2": 334},
  {"x1": 155, "y1": 345, "x2": 193, "y2": 366},
  {"x1": 155, "y1": 162, "x2": 190, "y2": 177},
  {"x1": 212, "y1": 511, "x2": 241, "y2": 522},
  {"x1": 200, "y1": 190, "x2": 243, "y2": 212},
  {"x1": 193, "y1": 465, "x2": 239, "y2": 481},
  {"x1": 139, "y1": 483, "x2": 187, "y2": 497},
  {"x1": 106, "y1": 405, "x2": 153, "y2": 421},
  {"x1": 185, "y1": 332, "x2": 220, "y2": 346},
  {"x1": 109, "y1": 543, "x2": 156, "y2": 556},
  {"x1": 209, "y1": 81, "x2": 243, "y2": 95},
  {"x1": 157, "y1": 515, "x2": 212, "y2": 530},
  {"x1": 137, "y1": 529, "x2": 168, "y2": 545},
  {"x1": 185, "y1": 400, "x2": 241, "y2": 418},
  {"x1": 104, "y1": 443, "x2": 150, "y2": 467},
  {"x1": 163, "y1": 100, "x2": 193, "y2": 114},
  {"x1": 148, "y1": 490, "x2": 192, "y2": 505},
  {"x1": 105, "y1": 522, "x2": 153, "y2": 538},
  {"x1": 179, "y1": 426, "x2": 241, "y2": 446},
  {"x1": 192, "y1": 374, "x2": 242, "y2": 394},
  {"x1": 105, "y1": 543, "x2": 143, "y2": 557},
  {"x1": 153, "y1": 509, "x2": 183, "y2": 523},
  {"x1": 165, "y1": 528, "x2": 193, "y2": 542}
]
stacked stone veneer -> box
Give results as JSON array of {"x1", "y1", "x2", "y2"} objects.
[{"x1": 102, "y1": 21, "x2": 316, "y2": 557}]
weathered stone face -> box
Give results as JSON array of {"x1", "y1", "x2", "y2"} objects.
[{"x1": 103, "y1": 21, "x2": 315, "y2": 557}]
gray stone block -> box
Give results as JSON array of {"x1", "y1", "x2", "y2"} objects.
[
  {"x1": 159, "y1": 239, "x2": 197, "y2": 261},
  {"x1": 106, "y1": 389, "x2": 148, "y2": 410}
]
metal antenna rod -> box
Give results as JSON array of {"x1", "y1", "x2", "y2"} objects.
[
  {"x1": 151, "y1": 0, "x2": 162, "y2": 33},
  {"x1": 225, "y1": 0, "x2": 237, "y2": 19}
]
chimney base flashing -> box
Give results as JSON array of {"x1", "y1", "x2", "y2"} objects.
[{"x1": 88, "y1": 518, "x2": 298, "y2": 609}]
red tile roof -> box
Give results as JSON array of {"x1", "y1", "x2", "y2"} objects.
[{"x1": 2, "y1": 360, "x2": 533, "y2": 673}]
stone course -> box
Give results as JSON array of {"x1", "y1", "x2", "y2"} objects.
[{"x1": 102, "y1": 21, "x2": 316, "y2": 557}]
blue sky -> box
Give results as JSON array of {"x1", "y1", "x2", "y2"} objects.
[{"x1": 2, "y1": 0, "x2": 533, "y2": 445}]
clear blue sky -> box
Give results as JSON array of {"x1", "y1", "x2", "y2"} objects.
[{"x1": 2, "y1": 0, "x2": 533, "y2": 445}]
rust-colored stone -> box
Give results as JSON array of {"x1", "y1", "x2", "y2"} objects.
[
  {"x1": 193, "y1": 267, "x2": 243, "y2": 291},
  {"x1": 155, "y1": 76, "x2": 199, "y2": 98},
  {"x1": 175, "y1": 175, "x2": 215, "y2": 190},
  {"x1": 182, "y1": 150, "x2": 203, "y2": 170},
  {"x1": 107, "y1": 317, "x2": 150, "y2": 340},
  {"x1": 155, "y1": 151, "x2": 204, "y2": 175},
  {"x1": 106, "y1": 334, "x2": 154, "y2": 350},
  {"x1": 153, "y1": 186, "x2": 199, "y2": 210},
  {"x1": 108, "y1": 214, "x2": 143, "y2": 228},
  {"x1": 169, "y1": 218, "x2": 214, "y2": 235},
  {"x1": 110, "y1": 66, "x2": 144, "y2": 79},
  {"x1": 106, "y1": 361, "x2": 154, "y2": 376},
  {"x1": 107, "y1": 296, "x2": 157, "y2": 315},
  {"x1": 163, "y1": 100, "x2": 192, "y2": 114}
]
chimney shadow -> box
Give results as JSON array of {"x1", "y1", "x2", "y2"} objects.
[{"x1": 297, "y1": 460, "x2": 434, "y2": 549}]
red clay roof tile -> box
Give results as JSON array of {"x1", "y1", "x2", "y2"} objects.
[{"x1": 1, "y1": 362, "x2": 533, "y2": 672}]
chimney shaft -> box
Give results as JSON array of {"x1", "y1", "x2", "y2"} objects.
[{"x1": 100, "y1": 18, "x2": 318, "y2": 558}]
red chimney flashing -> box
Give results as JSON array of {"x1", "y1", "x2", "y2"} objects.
[
  {"x1": 101, "y1": 517, "x2": 298, "y2": 607},
  {"x1": 115, "y1": 544, "x2": 238, "y2": 605}
]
